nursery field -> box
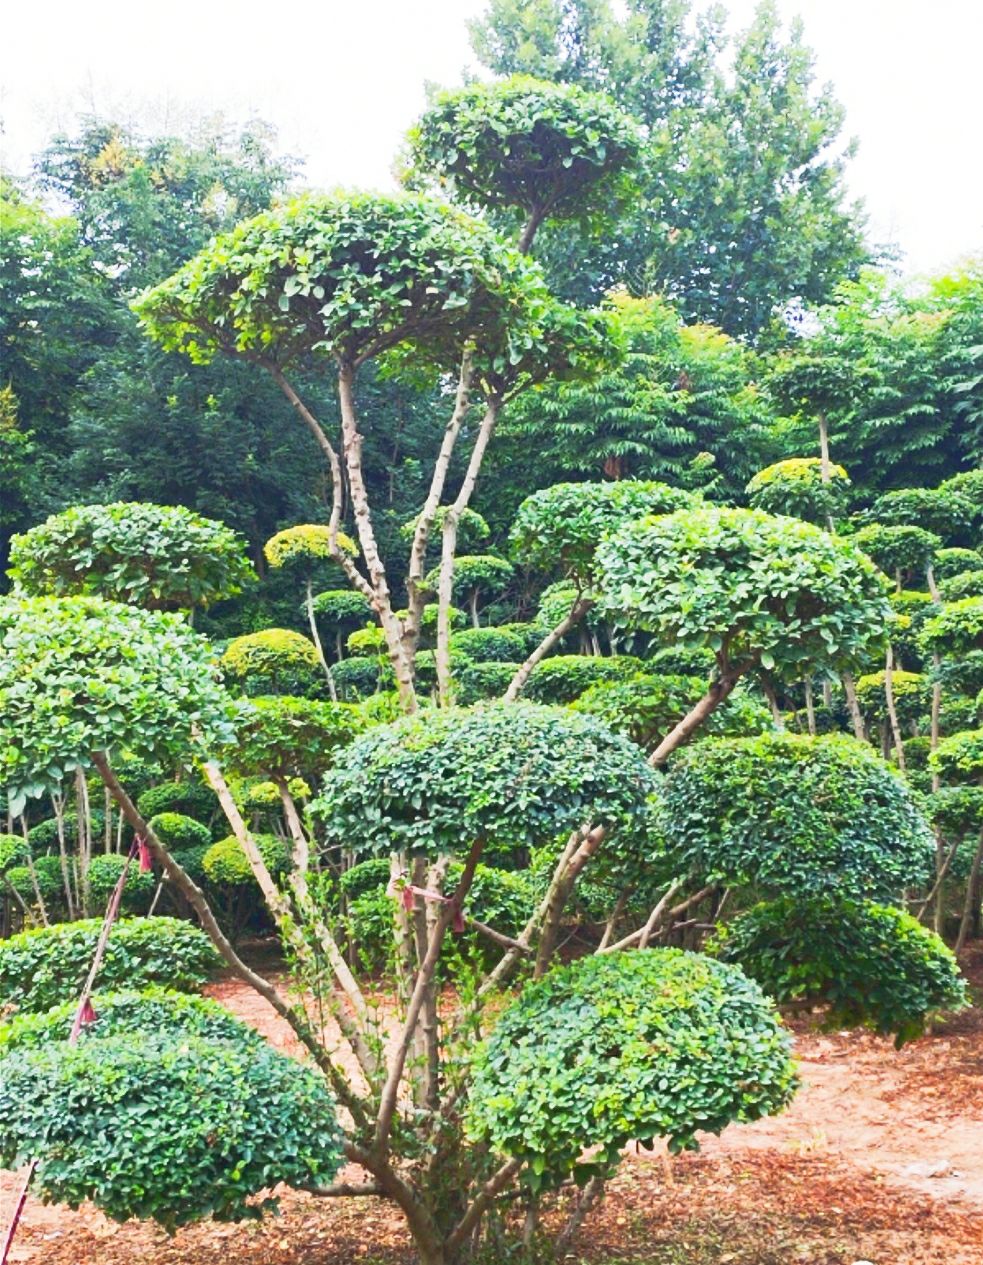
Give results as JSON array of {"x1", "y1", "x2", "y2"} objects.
[{"x1": 4, "y1": 948, "x2": 981, "y2": 1265}]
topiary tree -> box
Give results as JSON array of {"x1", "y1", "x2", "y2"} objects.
[
  {"x1": 407, "y1": 75, "x2": 641, "y2": 251},
  {"x1": 935, "y1": 546, "x2": 983, "y2": 581},
  {"x1": 346, "y1": 625, "x2": 389, "y2": 657},
  {"x1": 708, "y1": 896, "x2": 968, "y2": 1046},
  {"x1": 86, "y1": 853, "x2": 155, "y2": 915},
  {"x1": 851, "y1": 523, "x2": 942, "y2": 589},
  {"x1": 940, "y1": 570, "x2": 983, "y2": 602},
  {"x1": 146, "y1": 812, "x2": 213, "y2": 851},
  {"x1": 746, "y1": 457, "x2": 851, "y2": 525},
  {"x1": 311, "y1": 588, "x2": 374, "y2": 661},
  {"x1": 920, "y1": 597, "x2": 983, "y2": 658},
  {"x1": 930, "y1": 728, "x2": 983, "y2": 953},
  {"x1": 659, "y1": 733, "x2": 934, "y2": 900},
  {"x1": 425, "y1": 554, "x2": 513, "y2": 627},
  {"x1": 7, "y1": 502, "x2": 254, "y2": 611},
  {"x1": 448, "y1": 626, "x2": 529, "y2": 664},
  {"x1": 855, "y1": 669, "x2": 931, "y2": 733},
  {"x1": 220, "y1": 627, "x2": 324, "y2": 697},
  {"x1": 863, "y1": 487, "x2": 976, "y2": 545},
  {"x1": 597, "y1": 506, "x2": 891, "y2": 766},
  {"x1": 524, "y1": 653, "x2": 643, "y2": 704}
]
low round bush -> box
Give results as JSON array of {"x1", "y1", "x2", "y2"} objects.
[
  {"x1": 314, "y1": 701, "x2": 658, "y2": 860},
  {"x1": 147, "y1": 812, "x2": 212, "y2": 851},
  {"x1": 137, "y1": 780, "x2": 215, "y2": 824},
  {"x1": 202, "y1": 834, "x2": 290, "y2": 887},
  {"x1": 27, "y1": 812, "x2": 105, "y2": 857},
  {"x1": 920, "y1": 597, "x2": 983, "y2": 657},
  {"x1": 231, "y1": 695, "x2": 362, "y2": 782},
  {"x1": 0, "y1": 917, "x2": 221, "y2": 1014},
  {"x1": 746, "y1": 457, "x2": 850, "y2": 524},
  {"x1": 659, "y1": 733, "x2": 934, "y2": 900},
  {"x1": 449, "y1": 627, "x2": 528, "y2": 664},
  {"x1": 935, "y1": 547, "x2": 983, "y2": 581},
  {"x1": 855, "y1": 669, "x2": 931, "y2": 726},
  {"x1": 5, "y1": 856, "x2": 66, "y2": 906},
  {"x1": 929, "y1": 785, "x2": 983, "y2": 835},
  {"x1": 220, "y1": 628, "x2": 323, "y2": 696},
  {"x1": 524, "y1": 653, "x2": 643, "y2": 704},
  {"x1": 338, "y1": 858, "x2": 393, "y2": 900},
  {"x1": 456, "y1": 660, "x2": 520, "y2": 704},
  {"x1": 467, "y1": 949, "x2": 797, "y2": 1187},
  {"x1": 0, "y1": 986, "x2": 262, "y2": 1053},
  {"x1": 86, "y1": 853, "x2": 155, "y2": 914},
  {"x1": 0, "y1": 1031, "x2": 343, "y2": 1226},
  {"x1": 0, "y1": 834, "x2": 28, "y2": 874},
  {"x1": 708, "y1": 896, "x2": 968, "y2": 1046},
  {"x1": 331, "y1": 656, "x2": 392, "y2": 700},
  {"x1": 346, "y1": 625, "x2": 387, "y2": 657},
  {"x1": 863, "y1": 488, "x2": 976, "y2": 543},
  {"x1": 851, "y1": 523, "x2": 941, "y2": 579},
  {"x1": 263, "y1": 523, "x2": 357, "y2": 568},
  {"x1": 929, "y1": 728, "x2": 983, "y2": 784},
  {"x1": 940, "y1": 570, "x2": 983, "y2": 602}
]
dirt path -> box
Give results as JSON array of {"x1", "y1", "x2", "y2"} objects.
[{"x1": 3, "y1": 950, "x2": 981, "y2": 1264}]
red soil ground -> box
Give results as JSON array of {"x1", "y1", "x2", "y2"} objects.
[{"x1": 3, "y1": 947, "x2": 981, "y2": 1264}]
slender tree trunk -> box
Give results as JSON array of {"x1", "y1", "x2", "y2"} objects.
[
  {"x1": 884, "y1": 643, "x2": 906, "y2": 772},
  {"x1": 469, "y1": 590, "x2": 480, "y2": 629},
  {"x1": 504, "y1": 596, "x2": 593, "y2": 703},
  {"x1": 804, "y1": 678, "x2": 817, "y2": 736},
  {"x1": 955, "y1": 828, "x2": 983, "y2": 957},
  {"x1": 305, "y1": 580, "x2": 338, "y2": 701},
  {"x1": 649, "y1": 674, "x2": 743, "y2": 768},
  {"x1": 842, "y1": 672, "x2": 867, "y2": 742}
]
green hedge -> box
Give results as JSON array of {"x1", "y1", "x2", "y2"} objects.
[{"x1": 0, "y1": 917, "x2": 221, "y2": 1014}]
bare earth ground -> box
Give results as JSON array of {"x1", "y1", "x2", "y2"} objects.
[{"x1": 3, "y1": 946, "x2": 981, "y2": 1265}]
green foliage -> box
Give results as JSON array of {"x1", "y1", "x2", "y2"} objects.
[
  {"x1": 919, "y1": 597, "x2": 983, "y2": 658},
  {"x1": 408, "y1": 75, "x2": 640, "y2": 228},
  {"x1": 524, "y1": 653, "x2": 643, "y2": 703},
  {"x1": 202, "y1": 834, "x2": 290, "y2": 887},
  {"x1": 0, "y1": 986, "x2": 262, "y2": 1053},
  {"x1": 220, "y1": 627, "x2": 323, "y2": 696},
  {"x1": 455, "y1": 660, "x2": 520, "y2": 704},
  {"x1": 346, "y1": 625, "x2": 388, "y2": 657},
  {"x1": 450, "y1": 626, "x2": 528, "y2": 663},
  {"x1": 0, "y1": 1031, "x2": 343, "y2": 1227},
  {"x1": 935, "y1": 547, "x2": 983, "y2": 581},
  {"x1": 746, "y1": 458, "x2": 850, "y2": 524},
  {"x1": 263, "y1": 524, "x2": 357, "y2": 569},
  {"x1": 8, "y1": 502, "x2": 255, "y2": 610},
  {"x1": 314, "y1": 701, "x2": 657, "y2": 859},
  {"x1": 0, "y1": 916, "x2": 220, "y2": 1014},
  {"x1": 708, "y1": 896, "x2": 968, "y2": 1047},
  {"x1": 230, "y1": 695, "x2": 362, "y2": 782},
  {"x1": 310, "y1": 588, "x2": 373, "y2": 629},
  {"x1": 851, "y1": 523, "x2": 940, "y2": 580},
  {"x1": 147, "y1": 812, "x2": 212, "y2": 851},
  {"x1": 467, "y1": 948, "x2": 796, "y2": 1187},
  {"x1": 400, "y1": 506, "x2": 491, "y2": 552},
  {"x1": 598, "y1": 506, "x2": 890, "y2": 678},
  {"x1": 331, "y1": 657, "x2": 392, "y2": 700},
  {"x1": 863, "y1": 487, "x2": 975, "y2": 544},
  {"x1": 133, "y1": 190, "x2": 550, "y2": 375},
  {"x1": 27, "y1": 811, "x2": 105, "y2": 857},
  {"x1": 5, "y1": 856, "x2": 65, "y2": 906},
  {"x1": 137, "y1": 780, "x2": 215, "y2": 824},
  {"x1": 659, "y1": 733, "x2": 934, "y2": 899},
  {"x1": 929, "y1": 785, "x2": 983, "y2": 835},
  {"x1": 929, "y1": 728, "x2": 983, "y2": 784},
  {"x1": 427, "y1": 554, "x2": 513, "y2": 602},
  {"x1": 86, "y1": 853, "x2": 155, "y2": 914},
  {"x1": 511, "y1": 479, "x2": 693, "y2": 583},
  {"x1": 0, "y1": 596, "x2": 238, "y2": 818},
  {"x1": 940, "y1": 570, "x2": 983, "y2": 602},
  {"x1": 0, "y1": 833, "x2": 28, "y2": 873},
  {"x1": 855, "y1": 670, "x2": 931, "y2": 726},
  {"x1": 573, "y1": 673, "x2": 771, "y2": 753}
]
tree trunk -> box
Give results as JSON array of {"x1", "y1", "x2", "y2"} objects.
[
  {"x1": 649, "y1": 674, "x2": 742, "y2": 768},
  {"x1": 955, "y1": 829, "x2": 983, "y2": 957},
  {"x1": 306, "y1": 580, "x2": 338, "y2": 701},
  {"x1": 804, "y1": 678, "x2": 817, "y2": 736},
  {"x1": 883, "y1": 643, "x2": 906, "y2": 772},
  {"x1": 841, "y1": 671, "x2": 867, "y2": 742},
  {"x1": 504, "y1": 596, "x2": 594, "y2": 702}
]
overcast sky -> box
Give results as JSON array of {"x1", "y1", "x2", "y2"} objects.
[{"x1": 2, "y1": 0, "x2": 980, "y2": 278}]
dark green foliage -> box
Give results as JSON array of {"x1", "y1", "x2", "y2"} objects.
[
  {"x1": 27, "y1": 812, "x2": 105, "y2": 856},
  {"x1": 202, "y1": 834, "x2": 290, "y2": 887},
  {"x1": 330, "y1": 657, "x2": 392, "y2": 700},
  {"x1": 0, "y1": 986, "x2": 261, "y2": 1053},
  {"x1": 0, "y1": 834, "x2": 28, "y2": 873},
  {"x1": 4, "y1": 856, "x2": 65, "y2": 906},
  {"x1": 708, "y1": 896, "x2": 968, "y2": 1047},
  {"x1": 598, "y1": 507, "x2": 890, "y2": 678},
  {"x1": 746, "y1": 458, "x2": 850, "y2": 524},
  {"x1": 0, "y1": 1032, "x2": 343, "y2": 1227},
  {"x1": 7, "y1": 502, "x2": 255, "y2": 610},
  {"x1": 659, "y1": 733, "x2": 934, "y2": 900},
  {"x1": 935, "y1": 547, "x2": 983, "y2": 581},
  {"x1": 467, "y1": 949, "x2": 797, "y2": 1188},
  {"x1": 863, "y1": 487, "x2": 976, "y2": 544},
  {"x1": 524, "y1": 653, "x2": 643, "y2": 703},
  {"x1": 86, "y1": 853, "x2": 155, "y2": 914},
  {"x1": 314, "y1": 702, "x2": 658, "y2": 859},
  {"x1": 0, "y1": 917, "x2": 220, "y2": 1014},
  {"x1": 456, "y1": 660, "x2": 521, "y2": 704},
  {"x1": 929, "y1": 785, "x2": 983, "y2": 835},
  {"x1": 940, "y1": 570, "x2": 983, "y2": 602},
  {"x1": 850, "y1": 524, "x2": 941, "y2": 580},
  {"x1": 338, "y1": 858, "x2": 393, "y2": 900},
  {"x1": 930, "y1": 728, "x2": 983, "y2": 783},
  {"x1": 137, "y1": 781, "x2": 215, "y2": 825},
  {"x1": 449, "y1": 627, "x2": 529, "y2": 663},
  {"x1": 147, "y1": 812, "x2": 212, "y2": 851}
]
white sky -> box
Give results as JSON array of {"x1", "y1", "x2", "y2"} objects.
[{"x1": 2, "y1": 0, "x2": 981, "y2": 278}]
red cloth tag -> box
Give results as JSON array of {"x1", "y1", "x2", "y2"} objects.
[
  {"x1": 136, "y1": 837, "x2": 153, "y2": 873},
  {"x1": 79, "y1": 998, "x2": 97, "y2": 1027}
]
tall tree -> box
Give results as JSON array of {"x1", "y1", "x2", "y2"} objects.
[{"x1": 470, "y1": 0, "x2": 870, "y2": 337}]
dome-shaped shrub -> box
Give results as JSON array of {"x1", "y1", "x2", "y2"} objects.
[{"x1": 220, "y1": 628, "x2": 322, "y2": 696}]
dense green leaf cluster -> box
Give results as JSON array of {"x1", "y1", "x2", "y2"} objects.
[
  {"x1": 746, "y1": 458, "x2": 850, "y2": 524},
  {"x1": 86, "y1": 853, "x2": 155, "y2": 914},
  {"x1": 220, "y1": 627, "x2": 323, "y2": 696},
  {"x1": 851, "y1": 523, "x2": 940, "y2": 578},
  {"x1": 467, "y1": 949, "x2": 796, "y2": 1186},
  {"x1": 146, "y1": 812, "x2": 213, "y2": 850},
  {"x1": 0, "y1": 596, "x2": 239, "y2": 817},
  {"x1": 7, "y1": 502, "x2": 255, "y2": 610},
  {"x1": 930, "y1": 728, "x2": 983, "y2": 783},
  {"x1": 202, "y1": 834, "x2": 290, "y2": 887},
  {"x1": 659, "y1": 734, "x2": 934, "y2": 899},
  {"x1": 708, "y1": 896, "x2": 968, "y2": 1046},
  {"x1": 229, "y1": 694, "x2": 363, "y2": 782},
  {"x1": 524, "y1": 653, "x2": 643, "y2": 703},
  {"x1": 0, "y1": 917, "x2": 221, "y2": 1014},
  {"x1": 598, "y1": 507, "x2": 890, "y2": 677},
  {"x1": 263, "y1": 524, "x2": 357, "y2": 569},
  {"x1": 137, "y1": 779, "x2": 215, "y2": 824},
  {"x1": 313, "y1": 701, "x2": 658, "y2": 859},
  {"x1": 0, "y1": 1031, "x2": 343, "y2": 1227},
  {"x1": 919, "y1": 597, "x2": 983, "y2": 657},
  {"x1": 449, "y1": 626, "x2": 529, "y2": 663}
]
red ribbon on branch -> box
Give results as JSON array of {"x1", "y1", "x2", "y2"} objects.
[{"x1": 388, "y1": 876, "x2": 466, "y2": 933}]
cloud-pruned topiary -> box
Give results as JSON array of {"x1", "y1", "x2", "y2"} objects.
[
  {"x1": 919, "y1": 597, "x2": 983, "y2": 658},
  {"x1": 523, "y1": 653, "x2": 643, "y2": 704},
  {"x1": 263, "y1": 523, "x2": 358, "y2": 568},
  {"x1": 0, "y1": 1031, "x2": 343, "y2": 1227},
  {"x1": 0, "y1": 596, "x2": 239, "y2": 818},
  {"x1": 7, "y1": 502, "x2": 254, "y2": 610},
  {"x1": 708, "y1": 896, "x2": 968, "y2": 1046},
  {"x1": 659, "y1": 733, "x2": 934, "y2": 900},
  {"x1": 313, "y1": 701, "x2": 658, "y2": 860},
  {"x1": 467, "y1": 949, "x2": 796, "y2": 1188},
  {"x1": 851, "y1": 523, "x2": 941, "y2": 580},
  {"x1": 202, "y1": 834, "x2": 290, "y2": 887},
  {"x1": 746, "y1": 457, "x2": 850, "y2": 524},
  {"x1": 220, "y1": 627, "x2": 323, "y2": 696},
  {"x1": 146, "y1": 812, "x2": 213, "y2": 851},
  {"x1": 229, "y1": 694, "x2": 363, "y2": 783}
]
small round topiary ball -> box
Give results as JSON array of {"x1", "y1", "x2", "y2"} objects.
[{"x1": 467, "y1": 948, "x2": 797, "y2": 1189}]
